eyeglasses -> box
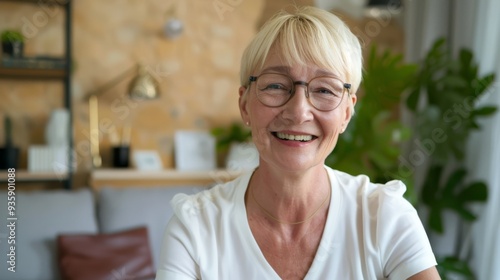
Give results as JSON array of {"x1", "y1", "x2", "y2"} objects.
[{"x1": 248, "y1": 73, "x2": 351, "y2": 111}]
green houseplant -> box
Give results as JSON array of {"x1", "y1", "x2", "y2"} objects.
[
  {"x1": 406, "y1": 38, "x2": 496, "y2": 279},
  {"x1": 0, "y1": 115, "x2": 20, "y2": 169},
  {"x1": 211, "y1": 122, "x2": 252, "y2": 153},
  {"x1": 211, "y1": 122, "x2": 258, "y2": 171},
  {"x1": 1, "y1": 29, "x2": 25, "y2": 57}
]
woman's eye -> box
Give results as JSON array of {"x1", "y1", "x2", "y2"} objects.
[
  {"x1": 314, "y1": 88, "x2": 335, "y2": 95},
  {"x1": 264, "y1": 83, "x2": 287, "y2": 90}
]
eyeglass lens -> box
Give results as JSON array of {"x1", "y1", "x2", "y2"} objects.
[{"x1": 254, "y1": 73, "x2": 346, "y2": 111}]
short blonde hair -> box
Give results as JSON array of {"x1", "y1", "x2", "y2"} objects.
[{"x1": 240, "y1": 6, "x2": 363, "y2": 96}]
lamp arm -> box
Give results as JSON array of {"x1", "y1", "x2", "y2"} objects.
[
  {"x1": 89, "y1": 95, "x2": 102, "y2": 168},
  {"x1": 87, "y1": 64, "x2": 138, "y2": 97}
]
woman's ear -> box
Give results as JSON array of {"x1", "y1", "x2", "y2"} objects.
[
  {"x1": 342, "y1": 94, "x2": 357, "y2": 132},
  {"x1": 239, "y1": 86, "x2": 250, "y2": 124}
]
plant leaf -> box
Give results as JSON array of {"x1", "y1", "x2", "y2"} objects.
[
  {"x1": 406, "y1": 89, "x2": 420, "y2": 111},
  {"x1": 437, "y1": 256, "x2": 475, "y2": 279},
  {"x1": 457, "y1": 182, "x2": 488, "y2": 202},
  {"x1": 450, "y1": 205, "x2": 477, "y2": 221},
  {"x1": 421, "y1": 165, "x2": 443, "y2": 205},
  {"x1": 472, "y1": 74, "x2": 495, "y2": 98},
  {"x1": 472, "y1": 106, "x2": 497, "y2": 116},
  {"x1": 442, "y1": 168, "x2": 466, "y2": 196},
  {"x1": 429, "y1": 203, "x2": 444, "y2": 233}
]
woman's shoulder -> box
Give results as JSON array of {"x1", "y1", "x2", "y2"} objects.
[
  {"x1": 329, "y1": 167, "x2": 406, "y2": 196},
  {"x1": 327, "y1": 167, "x2": 412, "y2": 211},
  {"x1": 326, "y1": 168, "x2": 435, "y2": 278},
  {"x1": 170, "y1": 171, "x2": 251, "y2": 219}
]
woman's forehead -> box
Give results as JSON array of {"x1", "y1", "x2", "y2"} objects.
[
  {"x1": 257, "y1": 46, "x2": 344, "y2": 80},
  {"x1": 257, "y1": 43, "x2": 345, "y2": 78}
]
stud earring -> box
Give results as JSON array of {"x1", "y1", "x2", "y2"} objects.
[{"x1": 245, "y1": 121, "x2": 250, "y2": 126}]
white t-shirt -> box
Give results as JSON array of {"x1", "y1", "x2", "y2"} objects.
[{"x1": 156, "y1": 167, "x2": 437, "y2": 280}]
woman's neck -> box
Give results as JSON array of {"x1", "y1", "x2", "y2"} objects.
[{"x1": 247, "y1": 164, "x2": 331, "y2": 227}]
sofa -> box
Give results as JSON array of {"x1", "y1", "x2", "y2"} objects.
[{"x1": 0, "y1": 184, "x2": 208, "y2": 280}]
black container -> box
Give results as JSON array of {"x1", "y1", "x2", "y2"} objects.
[
  {"x1": 2, "y1": 41, "x2": 24, "y2": 57},
  {"x1": 0, "y1": 147, "x2": 20, "y2": 170},
  {"x1": 112, "y1": 146, "x2": 130, "y2": 168}
]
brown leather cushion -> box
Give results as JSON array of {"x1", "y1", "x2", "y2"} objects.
[{"x1": 57, "y1": 227, "x2": 155, "y2": 280}]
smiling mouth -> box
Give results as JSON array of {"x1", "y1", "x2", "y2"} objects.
[{"x1": 272, "y1": 132, "x2": 317, "y2": 142}]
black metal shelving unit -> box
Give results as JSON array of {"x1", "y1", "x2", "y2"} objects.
[{"x1": 0, "y1": 0, "x2": 73, "y2": 189}]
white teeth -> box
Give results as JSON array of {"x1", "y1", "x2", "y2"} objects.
[{"x1": 276, "y1": 132, "x2": 313, "y2": 141}]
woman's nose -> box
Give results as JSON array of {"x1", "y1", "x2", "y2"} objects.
[{"x1": 281, "y1": 86, "x2": 314, "y2": 123}]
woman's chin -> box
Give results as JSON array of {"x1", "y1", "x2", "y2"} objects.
[{"x1": 267, "y1": 155, "x2": 321, "y2": 173}]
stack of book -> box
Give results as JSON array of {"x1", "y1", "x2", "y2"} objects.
[{"x1": 28, "y1": 145, "x2": 69, "y2": 173}]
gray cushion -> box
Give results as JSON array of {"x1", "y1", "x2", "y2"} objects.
[
  {"x1": 97, "y1": 186, "x2": 207, "y2": 268},
  {"x1": 0, "y1": 189, "x2": 98, "y2": 280}
]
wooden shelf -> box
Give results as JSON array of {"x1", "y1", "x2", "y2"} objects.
[
  {"x1": 90, "y1": 169, "x2": 243, "y2": 190},
  {"x1": 0, "y1": 170, "x2": 68, "y2": 182},
  {"x1": 0, "y1": 0, "x2": 73, "y2": 188},
  {"x1": 0, "y1": 0, "x2": 69, "y2": 6},
  {"x1": 0, "y1": 67, "x2": 67, "y2": 79}
]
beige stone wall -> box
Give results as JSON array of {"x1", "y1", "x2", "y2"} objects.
[
  {"x1": 337, "y1": 9, "x2": 405, "y2": 57},
  {"x1": 0, "y1": 0, "x2": 266, "y2": 187},
  {"x1": 72, "y1": 0, "x2": 266, "y2": 173},
  {"x1": 257, "y1": 0, "x2": 314, "y2": 27}
]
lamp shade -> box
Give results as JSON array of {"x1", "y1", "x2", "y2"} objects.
[
  {"x1": 128, "y1": 66, "x2": 160, "y2": 99},
  {"x1": 163, "y1": 18, "x2": 183, "y2": 39}
]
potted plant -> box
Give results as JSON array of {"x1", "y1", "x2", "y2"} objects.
[
  {"x1": 211, "y1": 122, "x2": 258, "y2": 171},
  {"x1": 406, "y1": 38, "x2": 495, "y2": 279},
  {"x1": 1, "y1": 30, "x2": 25, "y2": 57},
  {"x1": 0, "y1": 115, "x2": 20, "y2": 169}
]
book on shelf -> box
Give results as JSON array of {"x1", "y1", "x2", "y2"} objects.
[{"x1": 1, "y1": 55, "x2": 67, "y2": 70}]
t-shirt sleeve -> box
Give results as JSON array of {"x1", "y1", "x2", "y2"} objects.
[
  {"x1": 375, "y1": 180, "x2": 437, "y2": 280},
  {"x1": 155, "y1": 195, "x2": 200, "y2": 280}
]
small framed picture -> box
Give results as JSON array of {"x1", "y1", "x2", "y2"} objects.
[
  {"x1": 132, "y1": 150, "x2": 163, "y2": 171},
  {"x1": 174, "y1": 130, "x2": 216, "y2": 171}
]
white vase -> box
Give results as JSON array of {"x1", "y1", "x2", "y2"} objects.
[
  {"x1": 45, "y1": 109, "x2": 69, "y2": 147},
  {"x1": 225, "y1": 142, "x2": 259, "y2": 171}
]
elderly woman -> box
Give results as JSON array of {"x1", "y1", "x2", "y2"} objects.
[{"x1": 156, "y1": 6, "x2": 439, "y2": 280}]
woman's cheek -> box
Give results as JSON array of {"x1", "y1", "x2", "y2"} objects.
[{"x1": 252, "y1": 126, "x2": 271, "y2": 152}]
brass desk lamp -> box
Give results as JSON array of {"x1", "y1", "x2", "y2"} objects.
[{"x1": 87, "y1": 64, "x2": 160, "y2": 168}]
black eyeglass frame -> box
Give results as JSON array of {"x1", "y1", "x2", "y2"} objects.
[{"x1": 248, "y1": 73, "x2": 351, "y2": 111}]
